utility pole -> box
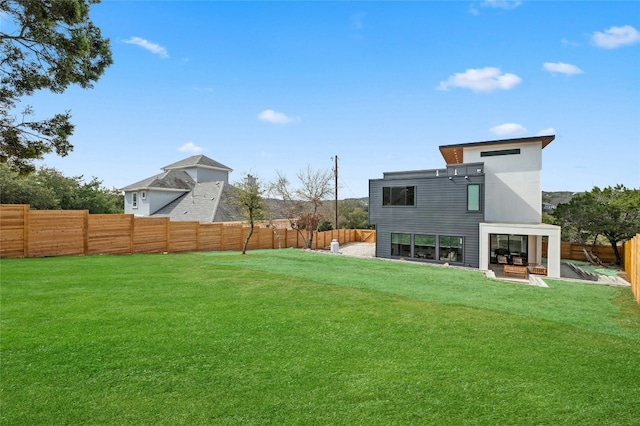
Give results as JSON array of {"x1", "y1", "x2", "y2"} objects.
[{"x1": 333, "y1": 155, "x2": 339, "y2": 229}]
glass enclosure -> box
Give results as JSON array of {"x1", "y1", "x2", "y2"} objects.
[{"x1": 490, "y1": 234, "x2": 528, "y2": 264}]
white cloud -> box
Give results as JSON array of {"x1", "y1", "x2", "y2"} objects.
[
  {"x1": 481, "y1": 0, "x2": 522, "y2": 10},
  {"x1": 437, "y1": 67, "x2": 522, "y2": 93},
  {"x1": 561, "y1": 38, "x2": 579, "y2": 47},
  {"x1": 592, "y1": 25, "x2": 640, "y2": 49},
  {"x1": 469, "y1": 0, "x2": 521, "y2": 15},
  {"x1": 193, "y1": 87, "x2": 215, "y2": 92},
  {"x1": 351, "y1": 12, "x2": 366, "y2": 30},
  {"x1": 179, "y1": 142, "x2": 205, "y2": 154},
  {"x1": 490, "y1": 123, "x2": 526, "y2": 136},
  {"x1": 543, "y1": 62, "x2": 583, "y2": 75},
  {"x1": 123, "y1": 36, "x2": 169, "y2": 58},
  {"x1": 258, "y1": 109, "x2": 298, "y2": 124},
  {"x1": 537, "y1": 128, "x2": 556, "y2": 136}
]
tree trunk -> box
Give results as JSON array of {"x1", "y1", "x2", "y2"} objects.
[
  {"x1": 295, "y1": 228, "x2": 309, "y2": 249},
  {"x1": 242, "y1": 222, "x2": 254, "y2": 255},
  {"x1": 580, "y1": 244, "x2": 598, "y2": 265},
  {"x1": 610, "y1": 239, "x2": 622, "y2": 265},
  {"x1": 307, "y1": 229, "x2": 314, "y2": 249},
  {"x1": 588, "y1": 235, "x2": 603, "y2": 265},
  {"x1": 273, "y1": 228, "x2": 281, "y2": 249}
]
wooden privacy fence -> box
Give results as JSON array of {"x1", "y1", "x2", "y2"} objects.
[
  {"x1": 541, "y1": 241, "x2": 624, "y2": 264},
  {"x1": 0, "y1": 205, "x2": 376, "y2": 259},
  {"x1": 624, "y1": 234, "x2": 640, "y2": 305}
]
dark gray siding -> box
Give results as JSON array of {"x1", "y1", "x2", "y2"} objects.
[{"x1": 369, "y1": 170, "x2": 485, "y2": 268}]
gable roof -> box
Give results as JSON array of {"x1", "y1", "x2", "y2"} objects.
[
  {"x1": 162, "y1": 155, "x2": 232, "y2": 172},
  {"x1": 439, "y1": 135, "x2": 555, "y2": 165},
  {"x1": 120, "y1": 170, "x2": 195, "y2": 192}
]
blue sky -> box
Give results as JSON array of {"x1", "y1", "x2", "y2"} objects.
[{"x1": 25, "y1": 1, "x2": 640, "y2": 198}]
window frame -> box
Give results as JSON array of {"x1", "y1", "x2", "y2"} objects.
[
  {"x1": 132, "y1": 192, "x2": 138, "y2": 209},
  {"x1": 391, "y1": 233, "x2": 411, "y2": 257},
  {"x1": 383, "y1": 186, "x2": 416, "y2": 206},
  {"x1": 480, "y1": 148, "x2": 521, "y2": 157},
  {"x1": 413, "y1": 234, "x2": 436, "y2": 260},
  {"x1": 439, "y1": 235, "x2": 463, "y2": 263},
  {"x1": 467, "y1": 184, "x2": 481, "y2": 212}
]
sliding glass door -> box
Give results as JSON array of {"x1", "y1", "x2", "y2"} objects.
[{"x1": 490, "y1": 234, "x2": 528, "y2": 264}]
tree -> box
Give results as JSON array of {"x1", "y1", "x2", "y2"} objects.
[
  {"x1": 590, "y1": 185, "x2": 640, "y2": 264},
  {"x1": 338, "y1": 198, "x2": 370, "y2": 229},
  {"x1": 0, "y1": 163, "x2": 123, "y2": 212},
  {"x1": 273, "y1": 166, "x2": 333, "y2": 249},
  {"x1": 0, "y1": 162, "x2": 57, "y2": 208},
  {"x1": 1, "y1": 0, "x2": 112, "y2": 173},
  {"x1": 231, "y1": 174, "x2": 265, "y2": 255},
  {"x1": 554, "y1": 190, "x2": 602, "y2": 264},
  {"x1": 554, "y1": 185, "x2": 640, "y2": 265},
  {"x1": 71, "y1": 177, "x2": 123, "y2": 213}
]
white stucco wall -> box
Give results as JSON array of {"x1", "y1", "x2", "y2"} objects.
[
  {"x1": 179, "y1": 167, "x2": 229, "y2": 184},
  {"x1": 124, "y1": 191, "x2": 149, "y2": 215},
  {"x1": 464, "y1": 142, "x2": 542, "y2": 224}
]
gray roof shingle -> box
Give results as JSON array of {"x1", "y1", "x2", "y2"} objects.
[
  {"x1": 120, "y1": 170, "x2": 195, "y2": 191},
  {"x1": 151, "y1": 181, "x2": 244, "y2": 223},
  {"x1": 162, "y1": 155, "x2": 232, "y2": 172}
]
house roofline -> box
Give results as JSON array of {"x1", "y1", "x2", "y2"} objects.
[
  {"x1": 122, "y1": 187, "x2": 190, "y2": 193},
  {"x1": 439, "y1": 135, "x2": 555, "y2": 165},
  {"x1": 162, "y1": 164, "x2": 233, "y2": 173},
  {"x1": 161, "y1": 155, "x2": 233, "y2": 172}
]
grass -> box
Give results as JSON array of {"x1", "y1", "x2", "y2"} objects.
[{"x1": 1, "y1": 249, "x2": 639, "y2": 425}]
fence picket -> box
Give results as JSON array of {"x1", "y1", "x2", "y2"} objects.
[{"x1": 0, "y1": 205, "x2": 373, "y2": 258}]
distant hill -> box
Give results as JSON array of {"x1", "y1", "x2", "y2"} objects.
[{"x1": 542, "y1": 191, "x2": 579, "y2": 207}]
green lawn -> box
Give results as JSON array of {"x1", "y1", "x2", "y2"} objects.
[{"x1": 1, "y1": 249, "x2": 639, "y2": 425}]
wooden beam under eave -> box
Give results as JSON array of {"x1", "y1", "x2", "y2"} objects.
[{"x1": 439, "y1": 146, "x2": 463, "y2": 165}]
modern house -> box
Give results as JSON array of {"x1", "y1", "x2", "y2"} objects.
[
  {"x1": 121, "y1": 155, "x2": 245, "y2": 223},
  {"x1": 368, "y1": 135, "x2": 562, "y2": 278}
]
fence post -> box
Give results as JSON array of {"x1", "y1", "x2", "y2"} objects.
[
  {"x1": 23, "y1": 204, "x2": 30, "y2": 258},
  {"x1": 129, "y1": 215, "x2": 134, "y2": 254},
  {"x1": 83, "y1": 210, "x2": 89, "y2": 255},
  {"x1": 165, "y1": 218, "x2": 170, "y2": 253},
  {"x1": 196, "y1": 222, "x2": 201, "y2": 252}
]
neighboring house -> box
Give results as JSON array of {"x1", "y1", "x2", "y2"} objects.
[
  {"x1": 368, "y1": 135, "x2": 562, "y2": 278},
  {"x1": 121, "y1": 155, "x2": 245, "y2": 223}
]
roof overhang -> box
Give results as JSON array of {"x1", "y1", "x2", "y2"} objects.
[
  {"x1": 439, "y1": 135, "x2": 555, "y2": 165},
  {"x1": 122, "y1": 187, "x2": 190, "y2": 193}
]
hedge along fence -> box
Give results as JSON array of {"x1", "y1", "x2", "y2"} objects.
[
  {"x1": 624, "y1": 234, "x2": 640, "y2": 305},
  {"x1": 0, "y1": 205, "x2": 376, "y2": 259}
]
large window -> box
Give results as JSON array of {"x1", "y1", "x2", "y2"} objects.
[
  {"x1": 414, "y1": 234, "x2": 436, "y2": 260},
  {"x1": 383, "y1": 186, "x2": 415, "y2": 206},
  {"x1": 439, "y1": 236, "x2": 463, "y2": 263},
  {"x1": 490, "y1": 234, "x2": 528, "y2": 263},
  {"x1": 391, "y1": 233, "x2": 411, "y2": 257},
  {"x1": 467, "y1": 184, "x2": 480, "y2": 211},
  {"x1": 132, "y1": 192, "x2": 138, "y2": 208}
]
